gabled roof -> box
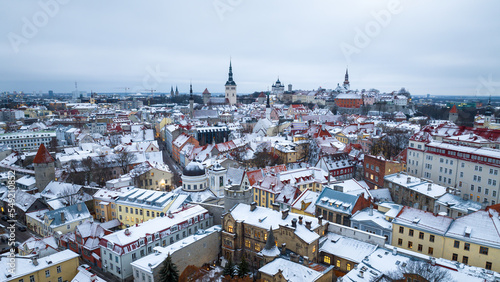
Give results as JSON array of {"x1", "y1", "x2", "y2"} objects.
[{"x1": 33, "y1": 144, "x2": 54, "y2": 164}]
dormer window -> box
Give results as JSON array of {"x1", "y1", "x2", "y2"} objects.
[
  {"x1": 139, "y1": 239, "x2": 145, "y2": 246},
  {"x1": 107, "y1": 242, "x2": 113, "y2": 249},
  {"x1": 147, "y1": 235, "x2": 152, "y2": 242}
]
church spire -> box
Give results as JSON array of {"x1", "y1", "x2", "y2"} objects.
[
  {"x1": 225, "y1": 60, "x2": 236, "y2": 86},
  {"x1": 189, "y1": 83, "x2": 193, "y2": 99},
  {"x1": 343, "y1": 67, "x2": 350, "y2": 90}
]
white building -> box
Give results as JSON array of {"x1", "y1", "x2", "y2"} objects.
[
  {"x1": 0, "y1": 131, "x2": 55, "y2": 151},
  {"x1": 408, "y1": 138, "x2": 500, "y2": 205},
  {"x1": 100, "y1": 205, "x2": 213, "y2": 280}
]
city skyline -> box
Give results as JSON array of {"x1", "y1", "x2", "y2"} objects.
[{"x1": 1, "y1": 1, "x2": 499, "y2": 96}]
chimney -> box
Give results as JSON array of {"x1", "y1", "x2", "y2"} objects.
[
  {"x1": 298, "y1": 216, "x2": 303, "y2": 225},
  {"x1": 303, "y1": 256, "x2": 309, "y2": 266},
  {"x1": 61, "y1": 212, "x2": 65, "y2": 224},
  {"x1": 430, "y1": 257, "x2": 436, "y2": 266},
  {"x1": 272, "y1": 202, "x2": 280, "y2": 212},
  {"x1": 281, "y1": 209, "x2": 289, "y2": 220},
  {"x1": 291, "y1": 218, "x2": 297, "y2": 228},
  {"x1": 358, "y1": 271, "x2": 364, "y2": 278},
  {"x1": 90, "y1": 274, "x2": 97, "y2": 282},
  {"x1": 318, "y1": 215, "x2": 323, "y2": 225},
  {"x1": 392, "y1": 247, "x2": 397, "y2": 255},
  {"x1": 369, "y1": 205, "x2": 373, "y2": 216},
  {"x1": 77, "y1": 203, "x2": 82, "y2": 211},
  {"x1": 407, "y1": 177, "x2": 411, "y2": 184},
  {"x1": 281, "y1": 243, "x2": 287, "y2": 255},
  {"x1": 305, "y1": 220, "x2": 312, "y2": 230},
  {"x1": 32, "y1": 257, "x2": 38, "y2": 266},
  {"x1": 250, "y1": 202, "x2": 257, "y2": 211},
  {"x1": 427, "y1": 183, "x2": 432, "y2": 191},
  {"x1": 290, "y1": 253, "x2": 299, "y2": 263}
]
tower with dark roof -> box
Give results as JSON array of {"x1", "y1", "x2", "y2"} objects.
[
  {"x1": 33, "y1": 144, "x2": 55, "y2": 192},
  {"x1": 189, "y1": 83, "x2": 194, "y2": 118},
  {"x1": 170, "y1": 86, "x2": 174, "y2": 97},
  {"x1": 225, "y1": 60, "x2": 237, "y2": 105},
  {"x1": 175, "y1": 86, "x2": 179, "y2": 96},
  {"x1": 343, "y1": 68, "x2": 350, "y2": 90}
]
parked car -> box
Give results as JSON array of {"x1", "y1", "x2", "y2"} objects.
[
  {"x1": 17, "y1": 226, "x2": 27, "y2": 232},
  {"x1": 1, "y1": 215, "x2": 10, "y2": 221}
]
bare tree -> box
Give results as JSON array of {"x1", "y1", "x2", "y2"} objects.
[
  {"x1": 59, "y1": 185, "x2": 81, "y2": 206},
  {"x1": 380, "y1": 260, "x2": 452, "y2": 282},
  {"x1": 116, "y1": 150, "x2": 137, "y2": 174}
]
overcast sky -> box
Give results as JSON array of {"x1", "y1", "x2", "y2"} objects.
[{"x1": 1, "y1": 0, "x2": 499, "y2": 96}]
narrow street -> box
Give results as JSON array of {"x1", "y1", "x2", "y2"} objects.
[{"x1": 156, "y1": 137, "x2": 182, "y2": 187}]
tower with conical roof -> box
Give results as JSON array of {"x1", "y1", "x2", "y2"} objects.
[
  {"x1": 449, "y1": 104, "x2": 458, "y2": 123},
  {"x1": 189, "y1": 83, "x2": 194, "y2": 118},
  {"x1": 33, "y1": 144, "x2": 55, "y2": 192},
  {"x1": 202, "y1": 88, "x2": 211, "y2": 105},
  {"x1": 343, "y1": 68, "x2": 350, "y2": 90},
  {"x1": 225, "y1": 60, "x2": 237, "y2": 105},
  {"x1": 170, "y1": 86, "x2": 174, "y2": 97},
  {"x1": 260, "y1": 227, "x2": 280, "y2": 264},
  {"x1": 175, "y1": 86, "x2": 179, "y2": 96}
]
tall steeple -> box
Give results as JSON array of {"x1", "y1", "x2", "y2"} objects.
[
  {"x1": 170, "y1": 86, "x2": 174, "y2": 96},
  {"x1": 175, "y1": 86, "x2": 179, "y2": 96},
  {"x1": 343, "y1": 67, "x2": 350, "y2": 90},
  {"x1": 226, "y1": 60, "x2": 236, "y2": 86},
  {"x1": 225, "y1": 59, "x2": 237, "y2": 105},
  {"x1": 189, "y1": 83, "x2": 194, "y2": 118}
]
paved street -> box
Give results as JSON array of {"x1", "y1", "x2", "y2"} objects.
[
  {"x1": 0, "y1": 219, "x2": 38, "y2": 254},
  {"x1": 156, "y1": 137, "x2": 182, "y2": 187}
]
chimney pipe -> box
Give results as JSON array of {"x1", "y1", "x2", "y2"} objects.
[
  {"x1": 305, "y1": 220, "x2": 312, "y2": 230},
  {"x1": 318, "y1": 215, "x2": 323, "y2": 225},
  {"x1": 291, "y1": 218, "x2": 297, "y2": 228},
  {"x1": 281, "y1": 209, "x2": 289, "y2": 220},
  {"x1": 281, "y1": 243, "x2": 287, "y2": 255},
  {"x1": 272, "y1": 202, "x2": 280, "y2": 212},
  {"x1": 303, "y1": 256, "x2": 309, "y2": 266},
  {"x1": 250, "y1": 202, "x2": 257, "y2": 211},
  {"x1": 407, "y1": 177, "x2": 411, "y2": 184},
  {"x1": 298, "y1": 216, "x2": 303, "y2": 225},
  {"x1": 392, "y1": 247, "x2": 397, "y2": 255},
  {"x1": 427, "y1": 183, "x2": 432, "y2": 191}
]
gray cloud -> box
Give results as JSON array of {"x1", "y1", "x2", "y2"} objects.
[{"x1": 1, "y1": 0, "x2": 499, "y2": 96}]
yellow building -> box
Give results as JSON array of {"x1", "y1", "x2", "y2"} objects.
[
  {"x1": 116, "y1": 188, "x2": 185, "y2": 228},
  {"x1": 442, "y1": 206, "x2": 500, "y2": 272},
  {"x1": 93, "y1": 188, "x2": 126, "y2": 222},
  {"x1": 334, "y1": 132, "x2": 349, "y2": 144},
  {"x1": 1, "y1": 250, "x2": 79, "y2": 282},
  {"x1": 391, "y1": 207, "x2": 452, "y2": 258},
  {"x1": 392, "y1": 206, "x2": 500, "y2": 272},
  {"x1": 130, "y1": 161, "x2": 174, "y2": 191}
]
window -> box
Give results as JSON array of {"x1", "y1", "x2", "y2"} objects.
[
  {"x1": 464, "y1": 243, "x2": 470, "y2": 251},
  {"x1": 347, "y1": 263, "x2": 351, "y2": 271},
  {"x1": 399, "y1": 226, "x2": 404, "y2": 234},
  {"x1": 324, "y1": 256, "x2": 331, "y2": 264},
  {"x1": 480, "y1": 246, "x2": 489, "y2": 255},
  {"x1": 452, "y1": 253, "x2": 458, "y2": 261},
  {"x1": 227, "y1": 225, "x2": 233, "y2": 233},
  {"x1": 57, "y1": 266, "x2": 61, "y2": 273},
  {"x1": 418, "y1": 244, "x2": 423, "y2": 252},
  {"x1": 429, "y1": 235, "x2": 435, "y2": 242},
  {"x1": 486, "y1": 262, "x2": 492, "y2": 270},
  {"x1": 45, "y1": 270, "x2": 50, "y2": 277},
  {"x1": 462, "y1": 256, "x2": 468, "y2": 265},
  {"x1": 428, "y1": 247, "x2": 434, "y2": 255},
  {"x1": 408, "y1": 241, "x2": 413, "y2": 249},
  {"x1": 398, "y1": 238, "x2": 402, "y2": 246},
  {"x1": 409, "y1": 229, "x2": 414, "y2": 237},
  {"x1": 419, "y1": 232, "x2": 424, "y2": 240},
  {"x1": 336, "y1": 260, "x2": 341, "y2": 268},
  {"x1": 454, "y1": 240, "x2": 460, "y2": 248},
  {"x1": 132, "y1": 253, "x2": 137, "y2": 261},
  {"x1": 58, "y1": 278, "x2": 62, "y2": 282},
  {"x1": 254, "y1": 244, "x2": 260, "y2": 251},
  {"x1": 29, "y1": 276, "x2": 35, "y2": 282}
]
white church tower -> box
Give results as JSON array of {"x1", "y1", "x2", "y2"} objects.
[{"x1": 225, "y1": 60, "x2": 237, "y2": 105}]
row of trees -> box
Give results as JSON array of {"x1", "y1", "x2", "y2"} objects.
[{"x1": 66, "y1": 150, "x2": 136, "y2": 186}]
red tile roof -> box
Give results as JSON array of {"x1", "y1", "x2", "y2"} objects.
[{"x1": 33, "y1": 144, "x2": 55, "y2": 164}]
